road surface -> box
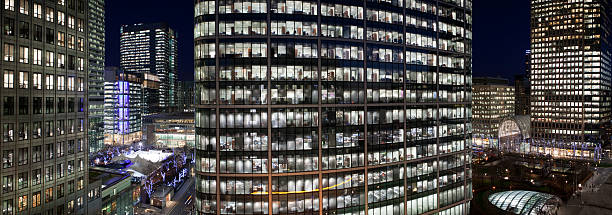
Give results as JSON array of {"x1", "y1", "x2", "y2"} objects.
[{"x1": 166, "y1": 176, "x2": 195, "y2": 215}]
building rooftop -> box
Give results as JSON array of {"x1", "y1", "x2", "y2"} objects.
[
  {"x1": 473, "y1": 77, "x2": 510, "y2": 86},
  {"x1": 89, "y1": 167, "x2": 131, "y2": 189},
  {"x1": 499, "y1": 115, "x2": 531, "y2": 139},
  {"x1": 488, "y1": 190, "x2": 560, "y2": 215},
  {"x1": 143, "y1": 112, "x2": 194, "y2": 124},
  {"x1": 111, "y1": 150, "x2": 173, "y2": 177}
]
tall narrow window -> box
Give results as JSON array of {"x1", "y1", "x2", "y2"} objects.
[
  {"x1": 67, "y1": 16, "x2": 74, "y2": 29},
  {"x1": 57, "y1": 54, "x2": 65, "y2": 68},
  {"x1": 57, "y1": 31, "x2": 65, "y2": 46},
  {"x1": 18, "y1": 97, "x2": 27, "y2": 115},
  {"x1": 45, "y1": 74, "x2": 54, "y2": 90},
  {"x1": 77, "y1": 37, "x2": 84, "y2": 51},
  {"x1": 57, "y1": 76, "x2": 65, "y2": 91},
  {"x1": 77, "y1": 19, "x2": 84, "y2": 32},
  {"x1": 33, "y1": 25, "x2": 42, "y2": 41},
  {"x1": 4, "y1": 17, "x2": 14, "y2": 36},
  {"x1": 57, "y1": 11, "x2": 65, "y2": 26},
  {"x1": 4, "y1": 0, "x2": 14, "y2": 11},
  {"x1": 46, "y1": 8, "x2": 54, "y2": 22},
  {"x1": 3, "y1": 70, "x2": 14, "y2": 88},
  {"x1": 3, "y1": 43, "x2": 14, "y2": 62},
  {"x1": 18, "y1": 72, "x2": 28, "y2": 89},
  {"x1": 19, "y1": 0, "x2": 28, "y2": 15},
  {"x1": 67, "y1": 77, "x2": 74, "y2": 91},
  {"x1": 67, "y1": 34, "x2": 74, "y2": 49},
  {"x1": 18, "y1": 46, "x2": 29, "y2": 64},
  {"x1": 33, "y1": 3, "x2": 42, "y2": 18},
  {"x1": 33, "y1": 49, "x2": 42, "y2": 65},
  {"x1": 77, "y1": 77, "x2": 83, "y2": 91},
  {"x1": 19, "y1": 21, "x2": 28, "y2": 39},
  {"x1": 45, "y1": 51, "x2": 54, "y2": 67},
  {"x1": 33, "y1": 73, "x2": 42, "y2": 90}
]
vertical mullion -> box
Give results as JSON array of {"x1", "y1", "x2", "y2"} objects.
[
  {"x1": 362, "y1": 0, "x2": 369, "y2": 214},
  {"x1": 214, "y1": 0, "x2": 221, "y2": 214},
  {"x1": 267, "y1": 0, "x2": 273, "y2": 214},
  {"x1": 402, "y1": 0, "x2": 408, "y2": 214},
  {"x1": 317, "y1": 0, "x2": 323, "y2": 214}
]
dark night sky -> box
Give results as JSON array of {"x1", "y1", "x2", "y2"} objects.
[
  {"x1": 105, "y1": 0, "x2": 194, "y2": 81},
  {"x1": 106, "y1": 1, "x2": 530, "y2": 82},
  {"x1": 472, "y1": 1, "x2": 531, "y2": 80}
]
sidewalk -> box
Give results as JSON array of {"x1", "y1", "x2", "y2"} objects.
[{"x1": 558, "y1": 168, "x2": 612, "y2": 215}]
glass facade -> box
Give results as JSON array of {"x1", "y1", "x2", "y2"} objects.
[
  {"x1": 103, "y1": 68, "x2": 142, "y2": 146},
  {"x1": 120, "y1": 23, "x2": 178, "y2": 115},
  {"x1": 87, "y1": 0, "x2": 105, "y2": 154},
  {"x1": 194, "y1": 0, "x2": 473, "y2": 214},
  {"x1": 530, "y1": 0, "x2": 612, "y2": 153},
  {"x1": 488, "y1": 190, "x2": 560, "y2": 215}
]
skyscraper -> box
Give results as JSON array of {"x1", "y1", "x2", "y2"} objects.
[
  {"x1": 530, "y1": 0, "x2": 612, "y2": 156},
  {"x1": 88, "y1": 0, "x2": 105, "y2": 154},
  {"x1": 120, "y1": 23, "x2": 177, "y2": 115},
  {"x1": 194, "y1": 0, "x2": 473, "y2": 214},
  {"x1": 1, "y1": 0, "x2": 90, "y2": 213}
]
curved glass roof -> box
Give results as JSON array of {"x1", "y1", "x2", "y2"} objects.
[
  {"x1": 499, "y1": 115, "x2": 531, "y2": 139},
  {"x1": 488, "y1": 190, "x2": 559, "y2": 215}
]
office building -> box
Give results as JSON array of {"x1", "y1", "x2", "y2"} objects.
[
  {"x1": 194, "y1": 0, "x2": 473, "y2": 214},
  {"x1": 103, "y1": 67, "x2": 142, "y2": 146},
  {"x1": 88, "y1": 167, "x2": 135, "y2": 215},
  {"x1": 472, "y1": 78, "x2": 515, "y2": 150},
  {"x1": 176, "y1": 81, "x2": 194, "y2": 112},
  {"x1": 142, "y1": 113, "x2": 195, "y2": 149},
  {"x1": 514, "y1": 74, "x2": 530, "y2": 116},
  {"x1": 88, "y1": 0, "x2": 105, "y2": 154},
  {"x1": 524, "y1": 49, "x2": 531, "y2": 78},
  {"x1": 531, "y1": 0, "x2": 612, "y2": 158},
  {"x1": 1, "y1": 0, "x2": 91, "y2": 214},
  {"x1": 120, "y1": 23, "x2": 177, "y2": 115}
]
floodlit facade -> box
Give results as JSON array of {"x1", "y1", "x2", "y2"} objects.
[
  {"x1": 498, "y1": 116, "x2": 531, "y2": 153},
  {"x1": 472, "y1": 78, "x2": 515, "y2": 150},
  {"x1": 103, "y1": 68, "x2": 142, "y2": 146},
  {"x1": 120, "y1": 23, "x2": 177, "y2": 115},
  {"x1": 88, "y1": 0, "x2": 105, "y2": 153},
  {"x1": 142, "y1": 113, "x2": 195, "y2": 148},
  {"x1": 530, "y1": 0, "x2": 612, "y2": 154},
  {"x1": 0, "y1": 0, "x2": 91, "y2": 214},
  {"x1": 194, "y1": 0, "x2": 474, "y2": 214}
]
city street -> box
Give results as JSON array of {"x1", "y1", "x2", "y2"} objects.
[{"x1": 164, "y1": 175, "x2": 195, "y2": 215}]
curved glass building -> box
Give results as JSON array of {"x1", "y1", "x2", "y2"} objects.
[
  {"x1": 488, "y1": 190, "x2": 560, "y2": 215},
  {"x1": 194, "y1": 0, "x2": 473, "y2": 214}
]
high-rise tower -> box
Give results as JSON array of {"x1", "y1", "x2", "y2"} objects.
[
  {"x1": 194, "y1": 0, "x2": 473, "y2": 214},
  {"x1": 87, "y1": 0, "x2": 104, "y2": 154},
  {"x1": 530, "y1": 0, "x2": 612, "y2": 158},
  {"x1": 1, "y1": 0, "x2": 90, "y2": 213},
  {"x1": 120, "y1": 23, "x2": 177, "y2": 115}
]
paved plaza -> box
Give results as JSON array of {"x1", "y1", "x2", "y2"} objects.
[{"x1": 558, "y1": 167, "x2": 612, "y2": 215}]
